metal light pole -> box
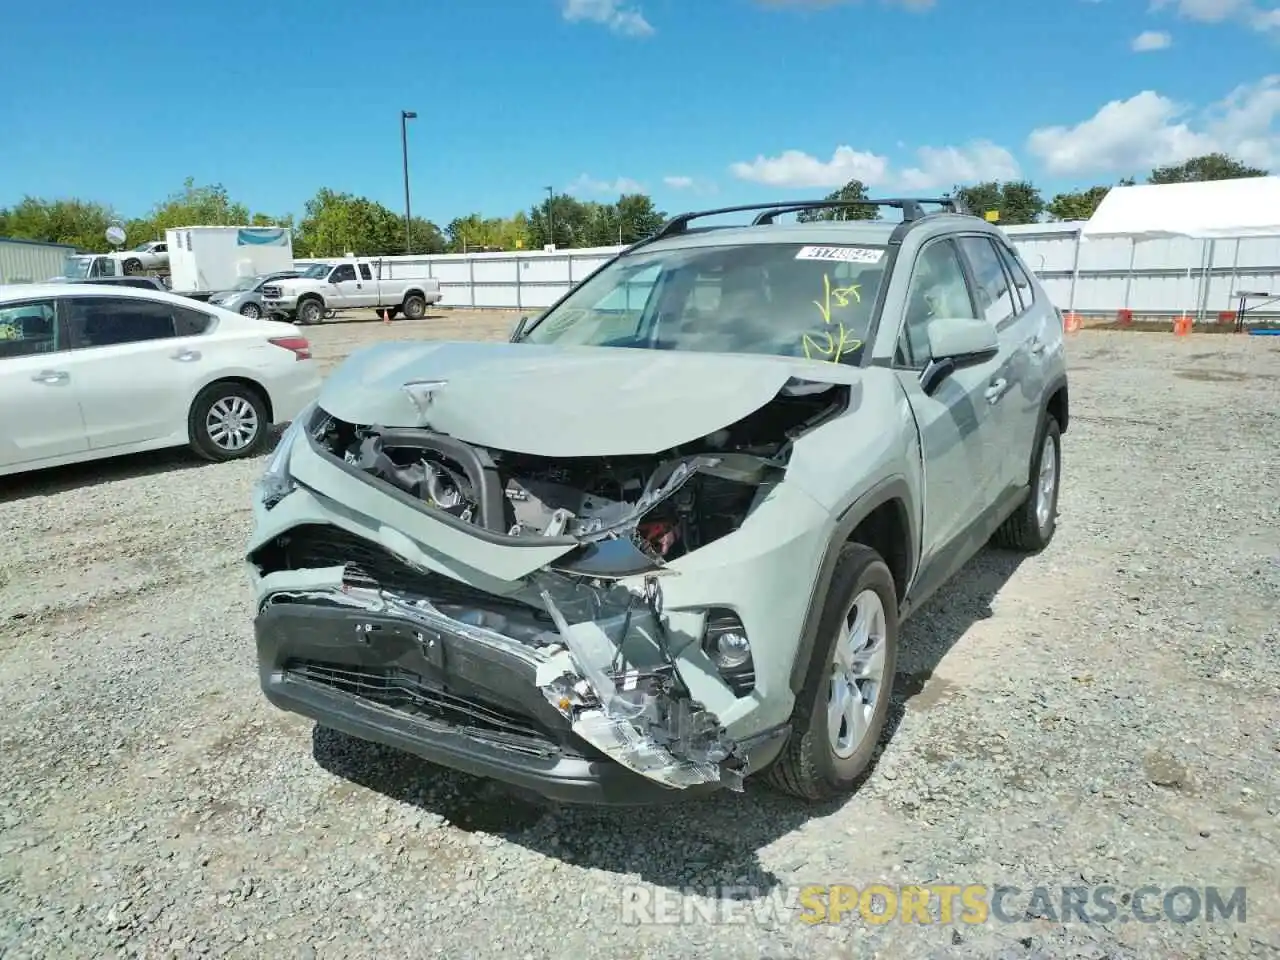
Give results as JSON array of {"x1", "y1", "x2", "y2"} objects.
[
  {"x1": 545, "y1": 185, "x2": 555, "y2": 249},
  {"x1": 401, "y1": 110, "x2": 417, "y2": 254}
]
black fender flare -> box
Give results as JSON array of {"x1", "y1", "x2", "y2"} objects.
[
  {"x1": 788, "y1": 475, "x2": 918, "y2": 695},
  {"x1": 1018, "y1": 373, "x2": 1069, "y2": 486},
  {"x1": 1044, "y1": 373, "x2": 1069, "y2": 433}
]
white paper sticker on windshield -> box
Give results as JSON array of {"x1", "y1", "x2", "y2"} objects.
[{"x1": 795, "y1": 245, "x2": 884, "y2": 264}]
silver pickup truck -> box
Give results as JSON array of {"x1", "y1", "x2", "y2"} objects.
[{"x1": 262, "y1": 258, "x2": 443, "y2": 324}]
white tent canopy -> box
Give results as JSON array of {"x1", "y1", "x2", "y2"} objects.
[{"x1": 1079, "y1": 175, "x2": 1280, "y2": 241}]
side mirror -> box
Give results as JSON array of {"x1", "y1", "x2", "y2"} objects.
[
  {"x1": 920, "y1": 318, "x2": 999, "y2": 395},
  {"x1": 510, "y1": 315, "x2": 529, "y2": 341}
]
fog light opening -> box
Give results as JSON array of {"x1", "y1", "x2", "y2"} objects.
[{"x1": 702, "y1": 608, "x2": 756, "y2": 696}]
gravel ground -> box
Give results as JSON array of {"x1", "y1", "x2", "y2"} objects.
[{"x1": 1, "y1": 319, "x2": 1277, "y2": 960}]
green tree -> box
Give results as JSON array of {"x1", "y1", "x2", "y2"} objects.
[
  {"x1": 528, "y1": 193, "x2": 596, "y2": 249},
  {"x1": 0, "y1": 196, "x2": 118, "y2": 250},
  {"x1": 445, "y1": 213, "x2": 525, "y2": 252},
  {"x1": 293, "y1": 189, "x2": 442, "y2": 257},
  {"x1": 1147, "y1": 153, "x2": 1267, "y2": 184},
  {"x1": 796, "y1": 179, "x2": 879, "y2": 222},
  {"x1": 409, "y1": 216, "x2": 447, "y2": 254},
  {"x1": 614, "y1": 193, "x2": 665, "y2": 242},
  {"x1": 954, "y1": 180, "x2": 1045, "y2": 225},
  {"x1": 1046, "y1": 185, "x2": 1111, "y2": 221}
]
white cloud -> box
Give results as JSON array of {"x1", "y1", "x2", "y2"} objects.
[
  {"x1": 663, "y1": 175, "x2": 694, "y2": 189},
  {"x1": 898, "y1": 141, "x2": 1022, "y2": 188},
  {"x1": 1026, "y1": 75, "x2": 1280, "y2": 175},
  {"x1": 561, "y1": 0, "x2": 653, "y2": 36},
  {"x1": 729, "y1": 140, "x2": 1019, "y2": 190},
  {"x1": 1148, "y1": 0, "x2": 1280, "y2": 33},
  {"x1": 565, "y1": 173, "x2": 647, "y2": 196},
  {"x1": 730, "y1": 147, "x2": 890, "y2": 188},
  {"x1": 1132, "y1": 29, "x2": 1173, "y2": 49}
]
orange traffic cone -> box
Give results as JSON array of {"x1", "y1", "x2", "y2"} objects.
[
  {"x1": 1174, "y1": 316, "x2": 1192, "y2": 336},
  {"x1": 382, "y1": 308, "x2": 391, "y2": 325},
  {"x1": 1063, "y1": 312, "x2": 1083, "y2": 333}
]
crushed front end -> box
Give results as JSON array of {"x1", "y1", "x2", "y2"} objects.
[{"x1": 247, "y1": 376, "x2": 845, "y2": 802}]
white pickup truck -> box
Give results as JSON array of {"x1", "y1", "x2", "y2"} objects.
[{"x1": 261, "y1": 258, "x2": 443, "y2": 325}]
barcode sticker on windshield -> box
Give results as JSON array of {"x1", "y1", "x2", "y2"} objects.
[{"x1": 795, "y1": 245, "x2": 884, "y2": 264}]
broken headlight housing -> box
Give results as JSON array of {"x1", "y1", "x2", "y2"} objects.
[
  {"x1": 702, "y1": 608, "x2": 755, "y2": 697},
  {"x1": 258, "y1": 403, "x2": 314, "y2": 508}
]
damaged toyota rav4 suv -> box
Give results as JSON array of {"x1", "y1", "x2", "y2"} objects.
[{"x1": 246, "y1": 197, "x2": 1068, "y2": 804}]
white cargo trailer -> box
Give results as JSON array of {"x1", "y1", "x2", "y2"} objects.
[{"x1": 165, "y1": 226, "x2": 294, "y2": 294}]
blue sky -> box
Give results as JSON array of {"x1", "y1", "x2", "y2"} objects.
[{"x1": 0, "y1": 0, "x2": 1276, "y2": 226}]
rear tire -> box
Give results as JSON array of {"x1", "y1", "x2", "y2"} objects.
[
  {"x1": 188, "y1": 381, "x2": 270, "y2": 462},
  {"x1": 122, "y1": 258, "x2": 143, "y2": 275},
  {"x1": 766, "y1": 543, "x2": 898, "y2": 801},
  {"x1": 991, "y1": 414, "x2": 1061, "y2": 553},
  {"x1": 402, "y1": 293, "x2": 426, "y2": 319}
]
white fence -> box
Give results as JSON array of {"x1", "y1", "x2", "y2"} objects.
[{"x1": 296, "y1": 222, "x2": 1280, "y2": 320}]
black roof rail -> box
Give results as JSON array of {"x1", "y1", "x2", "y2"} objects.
[
  {"x1": 753, "y1": 196, "x2": 972, "y2": 224},
  {"x1": 624, "y1": 196, "x2": 971, "y2": 254}
]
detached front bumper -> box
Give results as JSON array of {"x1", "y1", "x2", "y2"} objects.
[{"x1": 256, "y1": 595, "x2": 787, "y2": 804}]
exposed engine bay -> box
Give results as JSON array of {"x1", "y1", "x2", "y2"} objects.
[{"x1": 312, "y1": 378, "x2": 847, "y2": 567}]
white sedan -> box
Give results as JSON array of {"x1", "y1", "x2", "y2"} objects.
[{"x1": 0, "y1": 283, "x2": 322, "y2": 477}]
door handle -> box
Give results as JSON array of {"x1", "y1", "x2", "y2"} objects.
[
  {"x1": 31, "y1": 370, "x2": 69, "y2": 384},
  {"x1": 1029, "y1": 338, "x2": 1047, "y2": 356},
  {"x1": 984, "y1": 378, "x2": 1009, "y2": 403},
  {"x1": 171, "y1": 349, "x2": 201, "y2": 362}
]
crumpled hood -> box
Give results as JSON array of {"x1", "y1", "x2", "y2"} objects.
[{"x1": 316, "y1": 340, "x2": 862, "y2": 457}]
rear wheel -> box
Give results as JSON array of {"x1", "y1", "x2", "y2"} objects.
[
  {"x1": 402, "y1": 293, "x2": 426, "y2": 319},
  {"x1": 991, "y1": 414, "x2": 1061, "y2": 553},
  {"x1": 239, "y1": 301, "x2": 262, "y2": 319},
  {"x1": 188, "y1": 381, "x2": 270, "y2": 462},
  {"x1": 766, "y1": 544, "x2": 898, "y2": 800},
  {"x1": 122, "y1": 258, "x2": 143, "y2": 275}
]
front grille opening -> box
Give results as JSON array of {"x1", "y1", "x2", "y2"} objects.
[{"x1": 284, "y1": 659, "x2": 558, "y2": 755}]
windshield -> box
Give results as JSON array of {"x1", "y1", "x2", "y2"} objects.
[
  {"x1": 132, "y1": 241, "x2": 154, "y2": 251},
  {"x1": 299, "y1": 263, "x2": 329, "y2": 279},
  {"x1": 231, "y1": 276, "x2": 262, "y2": 291},
  {"x1": 522, "y1": 241, "x2": 888, "y2": 364},
  {"x1": 61, "y1": 256, "x2": 94, "y2": 279}
]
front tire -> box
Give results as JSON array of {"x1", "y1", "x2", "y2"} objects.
[
  {"x1": 122, "y1": 258, "x2": 143, "y2": 275},
  {"x1": 188, "y1": 382, "x2": 269, "y2": 462},
  {"x1": 297, "y1": 298, "x2": 324, "y2": 325},
  {"x1": 991, "y1": 414, "x2": 1061, "y2": 553},
  {"x1": 766, "y1": 544, "x2": 899, "y2": 801},
  {"x1": 402, "y1": 293, "x2": 426, "y2": 319},
  {"x1": 239, "y1": 302, "x2": 262, "y2": 319}
]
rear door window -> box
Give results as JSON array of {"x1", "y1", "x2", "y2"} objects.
[
  {"x1": 957, "y1": 236, "x2": 1017, "y2": 326},
  {"x1": 63, "y1": 296, "x2": 210, "y2": 347},
  {"x1": 995, "y1": 242, "x2": 1035, "y2": 312},
  {"x1": 0, "y1": 299, "x2": 60, "y2": 359}
]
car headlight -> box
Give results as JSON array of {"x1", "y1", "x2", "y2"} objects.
[{"x1": 258, "y1": 405, "x2": 314, "y2": 507}]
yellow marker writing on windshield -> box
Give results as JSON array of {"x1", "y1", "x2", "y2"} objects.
[
  {"x1": 803, "y1": 273, "x2": 863, "y2": 362},
  {"x1": 813, "y1": 273, "x2": 861, "y2": 325}
]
